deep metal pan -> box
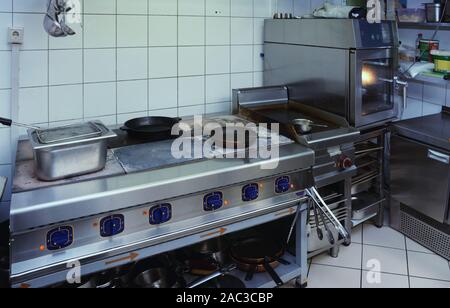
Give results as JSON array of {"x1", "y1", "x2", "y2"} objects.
[{"x1": 121, "y1": 116, "x2": 181, "y2": 140}]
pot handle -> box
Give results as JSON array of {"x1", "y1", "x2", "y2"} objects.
[
  {"x1": 0, "y1": 117, "x2": 12, "y2": 127},
  {"x1": 263, "y1": 257, "x2": 284, "y2": 287},
  {"x1": 120, "y1": 126, "x2": 129, "y2": 131}
]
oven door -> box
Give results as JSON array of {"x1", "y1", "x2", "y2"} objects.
[{"x1": 350, "y1": 48, "x2": 399, "y2": 129}]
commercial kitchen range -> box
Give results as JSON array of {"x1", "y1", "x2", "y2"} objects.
[{"x1": 7, "y1": 115, "x2": 317, "y2": 288}]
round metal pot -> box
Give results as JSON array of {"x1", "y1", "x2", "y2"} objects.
[{"x1": 133, "y1": 267, "x2": 178, "y2": 288}]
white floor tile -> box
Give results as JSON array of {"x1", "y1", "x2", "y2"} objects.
[
  {"x1": 312, "y1": 243, "x2": 362, "y2": 270},
  {"x1": 406, "y1": 238, "x2": 435, "y2": 255},
  {"x1": 352, "y1": 225, "x2": 362, "y2": 244},
  {"x1": 307, "y1": 264, "x2": 361, "y2": 288},
  {"x1": 408, "y1": 252, "x2": 450, "y2": 282},
  {"x1": 363, "y1": 224, "x2": 406, "y2": 249},
  {"x1": 361, "y1": 271, "x2": 409, "y2": 288},
  {"x1": 363, "y1": 245, "x2": 408, "y2": 276},
  {"x1": 410, "y1": 277, "x2": 450, "y2": 288}
]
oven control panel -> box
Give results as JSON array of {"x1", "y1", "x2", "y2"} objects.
[{"x1": 14, "y1": 171, "x2": 310, "y2": 258}]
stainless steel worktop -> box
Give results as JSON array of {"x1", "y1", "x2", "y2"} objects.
[{"x1": 392, "y1": 107, "x2": 450, "y2": 151}]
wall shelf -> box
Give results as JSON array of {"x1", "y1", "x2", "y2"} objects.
[
  {"x1": 410, "y1": 73, "x2": 450, "y2": 86},
  {"x1": 398, "y1": 22, "x2": 450, "y2": 30}
]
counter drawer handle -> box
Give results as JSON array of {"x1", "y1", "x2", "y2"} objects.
[{"x1": 428, "y1": 150, "x2": 450, "y2": 164}]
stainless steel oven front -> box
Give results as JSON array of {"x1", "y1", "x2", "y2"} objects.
[{"x1": 264, "y1": 19, "x2": 407, "y2": 130}]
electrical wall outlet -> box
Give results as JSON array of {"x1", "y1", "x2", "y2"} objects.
[{"x1": 8, "y1": 27, "x2": 24, "y2": 45}]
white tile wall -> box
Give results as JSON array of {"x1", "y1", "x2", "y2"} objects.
[{"x1": 0, "y1": 0, "x2": 297, "y2": 216}]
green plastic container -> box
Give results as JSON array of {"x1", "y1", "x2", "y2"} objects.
[{"x1": 431, "y1": 50, "x2": 450, "y2": 73}]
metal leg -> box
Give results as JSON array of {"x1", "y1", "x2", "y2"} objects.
[
  {"x1": 375, "y1": 202, "x2": 385, "y2": 228},
  {"x1": 295, "y1": 203, "x2": 308, "y2": 287},
  {"x1": 330, "y1": 245, "x2": 340, "y2": 258}
]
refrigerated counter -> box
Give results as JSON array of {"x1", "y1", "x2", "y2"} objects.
[{"x1": 390, "y1": 107, "x2": 450, "y2": 260}]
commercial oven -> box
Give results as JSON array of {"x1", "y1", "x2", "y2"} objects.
[
  {"x1": 390, "y1": 108, "x2": 450, "y2": 260},
  {"x1": 263, "y1": 19, "x2": 407, "y2": 130}
]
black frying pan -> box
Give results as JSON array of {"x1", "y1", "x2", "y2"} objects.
[{"x1": 121, "y1": 117, "x2": 181, "y2": 141}]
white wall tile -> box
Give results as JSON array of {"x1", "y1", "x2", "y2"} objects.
[
  {"x1": 231, "y1": 18, "x2": 253, "y2": 45},
  {"x1": 231, "y1": 0, "x2": 254, "y2": 17},
  {"x1": 231, "y1": 72, "x2": 253, "y2": 90},
  {"x1": 84, "y1": 49, "x2": 116, "y2": 83},
  {"x1": 84, "y1": 15, "x2": 116, "y2": 48},
  {"x1": 206, "y1": 74, "x2": 231, "y2": 104},
  {"x1": 179, "y1": 0, "x2": 205, "y2": 16},
  {"x1": 178, "y1": 16, "x2": 205, "y2": 46},
  {"x1": 179, "y1": 46, "x2": 205, "y2": 76},
  {"x1": 179, "y1": 105, "x2": 205, "y2": 117},
  {"x1": 254, "y1": 0, "x2": 273, "y2": 18},
  {"x1": 0, "y1": 51, "x2": 11, "y2": 89},
  {"x1": 179, "y1": 76, "x2": 205, "y2": 107},
  {"x1": 206, "y1": 0, "x2": 231, "y2": 16},
  {"x1": 0, "y1": 1, "x2": 12, "y2": 12},
  {"x1": 117, "y1": 15, "x2": 148, "y2": 47},
  {"x1": 206, "y1": 17, "x2": 230, "y2": 45},
  {"x1": 18, "y1": 87, "x2": 48, "y2": 124},
  {"x1": 149, "y1": 16, "x2": 177, "y2": 46},
  {"x1": 206, "y1": 101, "x2": 231, "y2": 114},
  {"x1": 0, "y1": 90, "x2": 11, "y2": 118},
  {"x1": 231, "y1": 45, "x2": 253, "y2": 73},
  {"x1": 117, "y1": 48, "x2": 148, "y2": 80},
  {"x1": 402, "y1": 98, "x2": 422, "y2": 120},
  {"x1": 206, "y1": 46, "x2": 230, "y2": 75},
  {"x1": 84, "y1": 0, "x2": 116, "y2": 14},
  {"x1": 0, "y1": 13, "x2": 12, "y2": 51},
  {"x1": 49, "y1": 85, "x2": 83, "y2": 122},
  {"x1": 149, "y1": 108, "x2": 178, "y2": 117},
  {"x1": 49, "y1": 50, "x2": 83, "y2": 86},
  {"x1": 149, "y1": 47, "x2": 177, "y2": 78},
  {"x1": 117, "y1": 80, "x2": 148, "y2": 114},
  {"x1": 84, "y1": 82, "x2": 116, "y2": 118},
  {"x1": 149, "y1": 78, "x2": 178, "y2": 110},
  {"x1": 149, "y1": 0, "x2": 177, "y2": 15},
  {"x1": 20, "y1": 50, "x2": 48, "y2": 88},
  {"x1": 117, "y1": 0, "x2": 147, "y2": 15},
  {"x1": 12, "y1": 0, "x2": 45, "y2": 13}
]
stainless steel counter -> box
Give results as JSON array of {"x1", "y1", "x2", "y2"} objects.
[{"x1": 392, "y1": 107, "x2": 450, "y2": 151}]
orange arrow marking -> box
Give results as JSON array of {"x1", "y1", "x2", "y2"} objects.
[
  {"x1": 275, "y1": 208, "x2": 296, "y2": 217},
  {"x1": 200, "y1": 227, "x2": 227, "y2": 239},
  {"x1": 105, "y1": 252, "x2": 139, "y2": 266}
]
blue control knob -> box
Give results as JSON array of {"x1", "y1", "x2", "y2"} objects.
[
  {"x1": 100, "y1": 215, "x2": 125, "y2": 237},
  {"x1": 47, "y1": 226, "x2": 74, "y2": 251},
  {"x1": 275, "y1": 176, "x2": 291, "y2": 194},
  {"x1": 149, "y1": 204, "x2": 172, "y2": 225},
  {"x1": 204, "y1": 192, "x2": 223, "y2": 211},
  {"x1": 242, "y1": 183, "x2": 259, "y2": 202}
]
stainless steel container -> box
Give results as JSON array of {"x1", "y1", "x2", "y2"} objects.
[
  {"x1": 28, "y1": 121, "x2": 117, "y2": 181},
  {"x1": 425, "y1": 3, "x2": 442, "y2": 22}
]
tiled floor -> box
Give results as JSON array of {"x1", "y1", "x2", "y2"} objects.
[{"x1": 304, "y1": 223, "x2": 450, "y2": 288}]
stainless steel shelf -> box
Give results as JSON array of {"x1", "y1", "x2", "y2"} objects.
[
  {"x1": 398, "y1": 22, "x2": 450, "y2": 30},
  {"x1": 351, "y1": 191, "x2": 385, "y2": 227},
  {"x1": 409, "y1": 74, "x2": 449, "y2": 87}
]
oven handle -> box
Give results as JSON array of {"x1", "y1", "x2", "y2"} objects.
[
  {"x1": 394, "y1": 76, "x2": 408, "y2": 112},
  {"x1": 428, "y1": 149, "x2": 450, "y2": 164}
]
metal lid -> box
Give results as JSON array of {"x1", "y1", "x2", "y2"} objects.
[
  {"x1": 36, "y1": 122, "x2": 103, "y2": 144},
  {"x1": 28, "y1": 121, "x2": 117, "y2": 150}
]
